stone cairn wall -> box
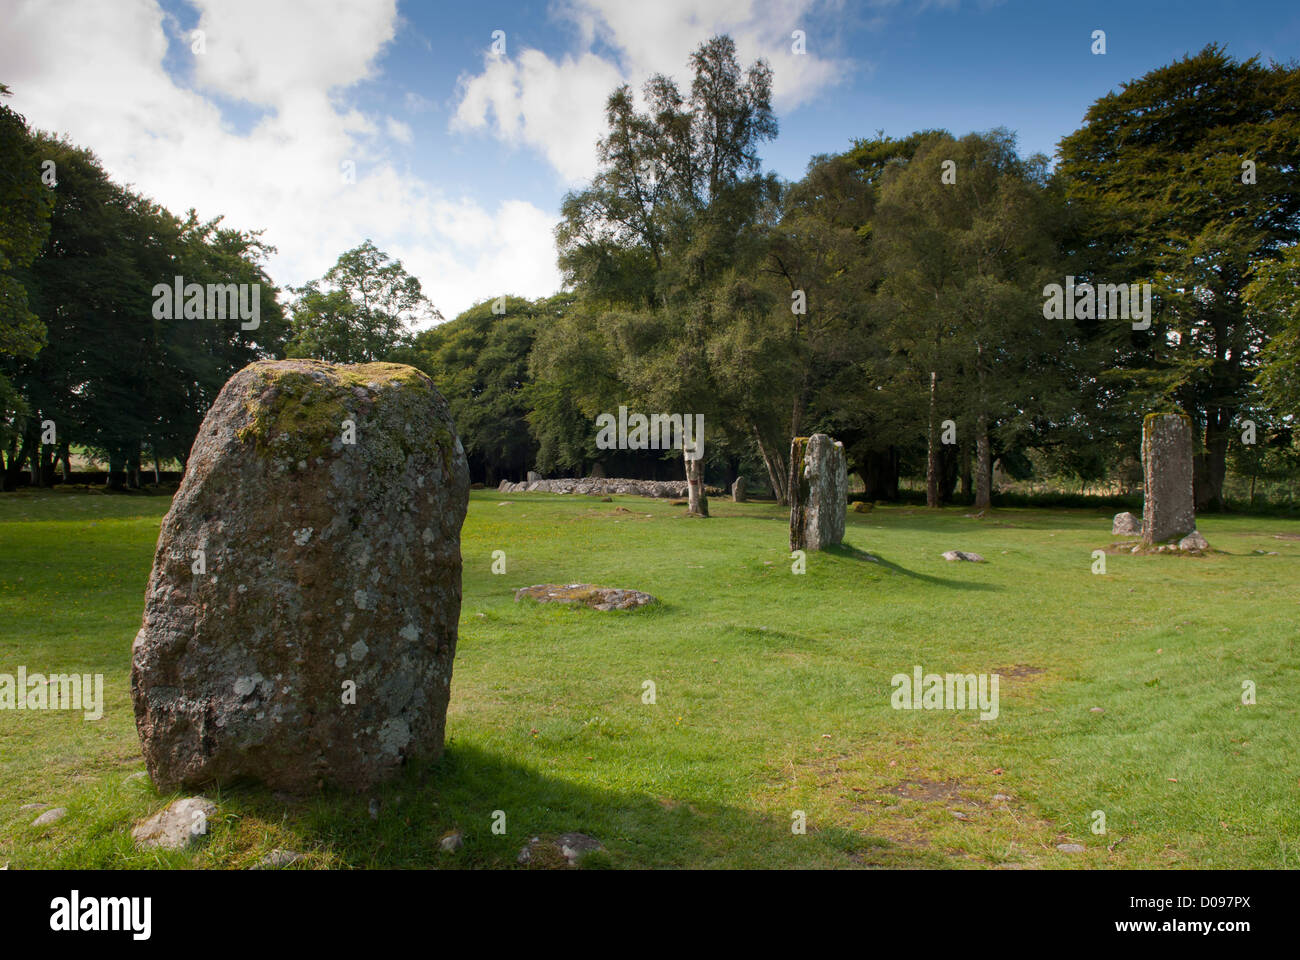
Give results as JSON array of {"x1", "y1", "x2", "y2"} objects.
[{"x1": 497, "y1": 477, "x2": 720, "y2": 498}]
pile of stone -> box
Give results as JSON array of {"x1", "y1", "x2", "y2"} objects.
[{"x1": 497, "y1": 477, "x2": 719, "y2": 498}]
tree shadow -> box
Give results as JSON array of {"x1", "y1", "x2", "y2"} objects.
[
  {"x1": 825, "y1": 542, "x2": 1002, "y2": 592},
  {"x1": 209, "y1": 742, "x2": 938, "y2": 870}
]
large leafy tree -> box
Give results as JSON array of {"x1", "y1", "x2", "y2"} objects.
[
  {"x1": 551, "y1": 35, "x2": 778, "y2": 513},
  {"x1": 287, "y1": 240, "x2": 437, "y2": 363},
  {"x1": 0, "y1": 83, "x2": 53, "y2": 481},
  {"x1": 404, "y1": 293, "x2": 575, "y2": 485},
  {"x1": 1056, "y1": 45, "x2": 1300, "y2": 509},
  {"x1": 867, "y1": 130, "x2": 1066, "y2": 508},
  {"x1": 7, "y1": 128, "x2": 288, "y2": 489}
]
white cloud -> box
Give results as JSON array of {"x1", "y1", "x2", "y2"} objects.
[
  {"x1": 452, "y1": 50, "x2": 624, "y2": 184},
  {"x1": 385, "y1": 117, "x2": 414, "y2": 144},
  {"x1": 0, "y1": 0, "x2": 561, "y2": 321},
  {"x1": 452, "y1": 0, "x2": 856, "y2": 184}
]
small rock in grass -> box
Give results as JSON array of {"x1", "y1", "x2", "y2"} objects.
[
  {"x1": 1090, "y1": 707, "x2": 1104, "y2": 713},
  {"x1": 517, "y1": 832, "x2": 604, "y2": 868},
  {"x1": 31, "y1": 807, "x2": 66, "y2": 827},
  {"x1": 1056, "y1": 843, "x2": 1085, "y2": 854},
  {"x1": 131, "y1": 797, "x2": 217, "y2": 850},
  {"x1": 1178, "y1": 530, "x2": 1209, "y2": 552},
  {"x1": 1112, "y1": 512, "x2": 1140, "y2": 536},
  {"x1": 440, "y1": 831, "x2": 464, "y2": 853},
  {"x1": 253, "y1": 848, "x2": 304, "y2": 869},
  {"x1": 992, "y1": 794, "x2": 1011, "y2": 802},
  {"x1": 942, "y1": 550, "x2": 984, "y2": 563},
  {"x1": 951, "y1": 810, "x2": 971, "y2": 821},
  {"x1": 19, "y1": 803, "x2": 47, "y2": 811}
]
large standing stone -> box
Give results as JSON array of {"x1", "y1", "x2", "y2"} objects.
[
  {"x1": 1141, "y1": 413, "x2": 1195, "y2": 545},
  {"x1": 788, "y1": 434, "x2": 848, "y2": 551},
  {"x1": 731, "y1": 476, "x2": 746, "y2": 502},
  {"x1": 131, "y1": 359, "x2": 469, "y2": 793}
]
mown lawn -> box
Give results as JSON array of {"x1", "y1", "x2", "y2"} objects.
[{"x1": 1, "y1": 487, "x2": 1297, "y2": 869}]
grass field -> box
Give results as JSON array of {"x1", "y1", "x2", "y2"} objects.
[{"x1": 1, "y1": 488, "x2": 1297, "y2": 869}]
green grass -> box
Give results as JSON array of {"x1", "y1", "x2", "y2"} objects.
[{"x1": 1, "y1": 487, "x2": 1298, "y2": 869}]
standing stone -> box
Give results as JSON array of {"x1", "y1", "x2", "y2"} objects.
[
  {"x1": 1141, "y1": 413, "x2": 1196, "y2": 545},
  {"x1": 731, "y1": 476, "x2": 746, "y2": 502},
  {"x1": 788, "y1": 434, "x2": 848, "y2": 551},
  {"x1": 132, "y1": 359, "x2": 469, "y2": 793},
  {"x1": 527, "y1": 470, "x2": 541, "y2": 482}
]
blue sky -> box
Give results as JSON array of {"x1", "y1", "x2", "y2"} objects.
[{"x1": 4, "y1": 0, "x2": 1297, "y2": 320}]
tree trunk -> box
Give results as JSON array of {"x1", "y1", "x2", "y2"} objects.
[
  {"x1": 3, "y1": 431, "x2": 24, "y2": 491},
  {"x1": 107, "y1": 448, "x2": 126, "y2": 491},
  {"x1": 975, "y1": 411, "x2": 991, "y2": 511},
  {"x1": 861, "y1": 447, "x2": 899, "y2": 501},
  {"x1": 959, "y1": 436, "x2": 972, "y2": 501},
  {"x1": 1193, "y1": 409, "x2": 1229, "y2": 511},
  {"x1": 752, "y1": 422, "x2": 787, "y2": 505},
  {"x1": 926, "y1": 370, "x2": 940, "y2": 508},
  {"x1": 59, "y1": 441, "x2": 71, "y2": 482},
  {"x1": 684, "y1": 450, "x2": 708, "y2": 517},
  {"x1": 39, "y1": 443, "x2": 56, "y2": 487}
]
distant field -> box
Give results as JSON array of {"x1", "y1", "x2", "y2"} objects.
[{"x1": 1, "y1": 488, "x2": 1297, "y2": 869}]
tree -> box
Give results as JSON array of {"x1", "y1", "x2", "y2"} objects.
[
  {"x1": 0, "y1": 83, "x2": 53, "y2": 485},
  {"x1": 551, "y1": 35, "x2": 779, "y2": 514},
  {"x1": 287, "y1": 240, "x2": 437, "y2": 363},
  {"x1": 871, "y1": 130, "x2": 1065, "y2": 508},
  {"x1": 1056, "y1": 45, "x2": 1300, "y2": 509},
  {"x1": 1244, "y1": 244, "x2": 1300, "y2": 421},
  {"x1": 405, "y1": 293, "x2": 575, "y2": 485},
  {"x1": 8, "y1": 129, "x2": 288, "y2": 489}
]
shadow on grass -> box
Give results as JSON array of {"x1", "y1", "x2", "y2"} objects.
[
  {"x1": 827, "y1": 543, "x2": 1002, "y2": 592},
  {"x1": 202, "y1": 742, "x2": 936, "y2": 870}
]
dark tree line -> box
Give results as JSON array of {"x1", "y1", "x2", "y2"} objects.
[{"x1": 3, "y1": 43, "x2": 1299, "y2": 506}]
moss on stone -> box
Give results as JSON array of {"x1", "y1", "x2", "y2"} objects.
[{"x1": 234, "y1": 360, "x2": 452, "y2": 470}]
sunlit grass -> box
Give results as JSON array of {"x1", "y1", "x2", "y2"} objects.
[{"x1": 1, "y1": 487, "x2": 1297, "y2": 868}]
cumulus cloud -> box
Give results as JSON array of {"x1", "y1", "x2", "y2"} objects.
[
  {"x1": 452, "y1": 50, "x2": 624, "y2": 184},
  {"x1": 452, "y1": 0, "x2": 857, "y2": 185},
  {"x1": 0, "y1": 0, "x2": 560, "y2": 321}
]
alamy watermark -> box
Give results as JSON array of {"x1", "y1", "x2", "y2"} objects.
[
  {"x1": 890, "y1": 665, "x2": 999, "y2": 720},
  {"x1": 595, "y1": 406, "x2": 704, "y2": 460},
  {"x1": 0, "y1": 667, "x2": 103, "y2": 720},
  {"x1": 152, "y1": 276, "x2": 260, "y2": 330},
  {"x1": 1043, "y1": 276, "x2": 1152, "y2": 330}
]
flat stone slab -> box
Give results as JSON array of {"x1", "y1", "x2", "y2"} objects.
[
  {"x1": 131, "y1": 797, "x2": 217, "y2": 851},
  {"x1": 515, "y1": 584, "x2": 656, "y2": 611},
  {"x1": 942, "y1": 551, "x2": 985, "y2": 562}
]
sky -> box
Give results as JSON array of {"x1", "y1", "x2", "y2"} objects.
[{"x1": 2, "y1": 0, "x2": 1298, "y2": 323}]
